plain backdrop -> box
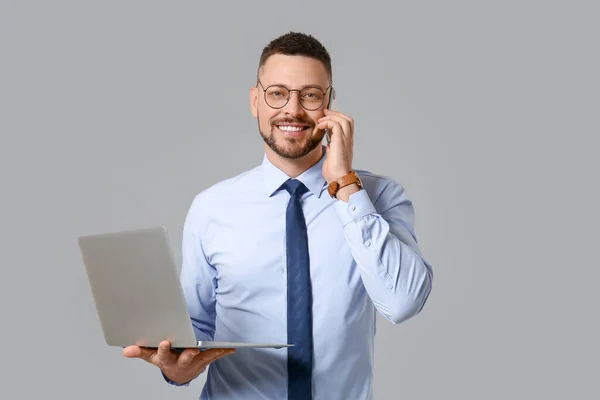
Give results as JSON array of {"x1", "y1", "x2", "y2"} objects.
[{"x1": 1, "y1": 0, "x2": 598, "y2": 399}]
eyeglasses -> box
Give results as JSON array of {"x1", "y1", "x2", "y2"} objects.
[{"x1": 257, "y1": 80, "x2": 331, "y2": 111}]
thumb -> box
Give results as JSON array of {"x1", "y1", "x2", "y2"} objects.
[{"x1": 122, "y1": 346, "x2": 156, "y2": 362}]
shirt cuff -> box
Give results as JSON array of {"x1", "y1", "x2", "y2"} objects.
[
  {"x1": 333, "y1": 189, "x2": 377, "y2": 226},
  {"x1": 162, "y1": 370, "x2": 191, "y2": 386}
]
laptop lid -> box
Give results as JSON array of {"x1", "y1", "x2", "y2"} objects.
[{"x1": 77, "y1": 226, "x2": 199, "y2": 348}]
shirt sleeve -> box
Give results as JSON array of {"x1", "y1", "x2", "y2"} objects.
[
  {"x1": 162, "y1": 371, "x2": 192, "y2": 386},
  {"x1": 180, "y1": 195, "x2": 218, "y2": 342},
  {"x1": 332, "y1": 180, "x2": 433, "y2": 324},
  {"x1": 162, "y1": 195, "x2": 215, "y2": 386}
]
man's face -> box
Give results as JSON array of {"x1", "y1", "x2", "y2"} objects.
[{"x1": 250, "y1": 54, "x2": 330, "y2": 159}]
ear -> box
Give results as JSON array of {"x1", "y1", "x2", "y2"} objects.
[{"x1": 250, "y1": 86, "x2": 258, "y2": 118}]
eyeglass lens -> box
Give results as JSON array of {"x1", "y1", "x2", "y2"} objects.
[{"x1": 264, "y1": 85, "x2": 325, "y2": 110}]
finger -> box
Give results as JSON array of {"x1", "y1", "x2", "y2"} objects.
[
  {"x1": 197, "y1": 348, "x2": 226, "y2": 362},
  {"x1": 316, "y1": 120, "x2": 344, "y2": 139},
  {"x1": 155, "y1": 341, "x2": 177, "y2": 365},
  {"x1": 319, "y1": 115, "x2": 352, "y2": 138},
  {"x1": 194, "y1": 348, "x2": 236, "y2": 369},
  {"x1": 324, "y1": 109, "x2": 354, "y2": 127},
  {"x1": 177, "y1": 348, "x2": 201, "y2": 367},
  {"x1": 122, "y1": 345, "x2": 156, "y2": 362},
  {"x1": 211, "y1": 348, "x2": 236, "y2": 360},
  {"x1": 122, "y1": 346, "x2": 141, "y2": 358}
]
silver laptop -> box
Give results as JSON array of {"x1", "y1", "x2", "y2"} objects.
[{"x1": 77, "y1": 225, "x2": 291, "y2": 350}]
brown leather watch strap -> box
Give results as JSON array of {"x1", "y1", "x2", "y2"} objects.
[{"x1": 327, "y1": 170, "x2": 363, "y2": 198}]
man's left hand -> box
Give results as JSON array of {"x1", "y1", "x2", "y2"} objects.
[
  {"x1": 317, "y1": 109, "x2": 360, "y2": 202},
  {"x1": 318, "y1": 108, "x2": 355, "y2": 183}
]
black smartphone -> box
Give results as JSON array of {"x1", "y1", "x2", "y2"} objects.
[{"x1": 324, "y1": 87, "x2": 335, "y2": 145}]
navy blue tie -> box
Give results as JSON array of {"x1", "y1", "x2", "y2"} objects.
[{"x1": 282, "y1": 179, "x2": 313, "y2": 400}]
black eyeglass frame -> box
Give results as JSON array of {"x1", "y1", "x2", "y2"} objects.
[{"x1": 257, "y1": 79, "x2": 333, "y2": 111}]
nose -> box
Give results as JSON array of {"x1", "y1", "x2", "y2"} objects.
[{"x1": 283, "y1": 91, "x2": 303, "y2": 116}]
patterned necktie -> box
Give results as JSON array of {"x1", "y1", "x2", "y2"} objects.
[{"x1": 282, "y1": 178, "x2": 313, "y2": 400}]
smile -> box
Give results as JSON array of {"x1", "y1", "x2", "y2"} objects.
[
  {"x1": 275, "y1": 123, "x2": 311, "y2": 137},
  {"x1": 277, "y1": 125, "x2": 307, "y2": 132}
]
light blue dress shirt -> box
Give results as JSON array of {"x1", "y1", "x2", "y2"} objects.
[{"x1": 167, "y1": 148, "x2": 433, "y2": 399}]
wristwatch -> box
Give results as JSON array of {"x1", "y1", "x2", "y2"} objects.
[{"x1": 327, "y1": 170, "x2": 363, "y2": 198}]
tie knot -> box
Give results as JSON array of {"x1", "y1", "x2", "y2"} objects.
[{"x1": 282, "y1": 179, "x2": 309, "y2": 197}]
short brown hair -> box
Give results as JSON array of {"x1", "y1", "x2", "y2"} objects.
[{"x1": 257, "y1": 31, "x2": 332, "y2": 82}]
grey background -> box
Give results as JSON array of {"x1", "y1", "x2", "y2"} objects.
[{"x1": 1, "y1": 0, "x2": 598, "y2": 398}]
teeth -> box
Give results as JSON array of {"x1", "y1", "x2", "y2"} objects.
[{"x1": 278, "y1": 125, "x2": 305, "y2": 132}]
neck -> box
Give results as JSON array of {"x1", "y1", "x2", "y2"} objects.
[{"x1": 265, "y1": 144, "x2": 324, "y2": 178}]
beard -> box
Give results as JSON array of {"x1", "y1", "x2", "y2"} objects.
[{"x1": 258, "y1": 114, "x2": 323, "y2": 159}]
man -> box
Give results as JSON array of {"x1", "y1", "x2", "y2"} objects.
[{"x1": 123, "y1": 31, "x2": 433, "y2": 399}]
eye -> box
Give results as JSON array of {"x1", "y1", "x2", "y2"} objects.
[{"x1": 301, "y1": 88, "x2": 323, "y2": 101}]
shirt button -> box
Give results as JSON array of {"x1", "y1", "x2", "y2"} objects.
[
  {"x1": 364, "y1": 239, "x2": 371, "y2": 247},
  {"x1": 350, "y1": 205, "x2": 356, "y2": 211}
]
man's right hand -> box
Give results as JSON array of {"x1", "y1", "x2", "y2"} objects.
[{"x1": 122, "y1": 340, "x2": 236, "y2": 384}]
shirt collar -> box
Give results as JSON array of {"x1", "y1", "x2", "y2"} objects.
[{"x1": 261, "y1": 146, "x2": 328, "y2": 198}]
